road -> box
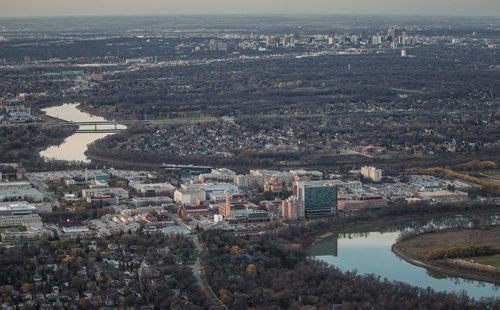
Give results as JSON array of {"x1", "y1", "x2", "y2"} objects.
[
  {"x1": 191, "y1": 235, "x2": 227, "y2": 309},
  {"x1": 173, "y1": 214, "x2": 227, "y2": 309}
]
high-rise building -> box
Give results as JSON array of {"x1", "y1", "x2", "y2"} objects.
[
  {"x1": 387, "y1": 27, "x2": 405, "y2": 42},
  {"x1": 281, "y1": 196, "x2": 304, "y2": 219},
  {"x1": 266, "y1": 35, "x2": 276, "y2": 47},
  {"x1": 327, "y1": 33, "x2": 335, "y2": 45},
  {"x1": 296, "y1": 181, "x2": 337, "y2": 218},
  {"x1": 281, "y1": 36, "x2": 295, "y2": 48},
  {"x1": 372, "y1": 35, "x2": 383, "y2": 45},
  {"x1": 361, "y1": 166, "x2": 383, "y2": 182}
]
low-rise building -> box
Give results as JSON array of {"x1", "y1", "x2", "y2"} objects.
[
  {"x1": 60, "y1": 226, "x2": 93, "y2": 239},
  {"x1": 291, "y1": 170, "x2": 323, "y2": 182},
  {"x1": 1, "y1": 229, "x2": 50, "y2": 244},
  {"x1": 0, "y1": 188, "x2": 44, "y2": 202},
  {"x1": 264, "y1": 181, "x2": 283, "y2": 193},
  {"x1": 337, "y1": 195, "x2": 388, "y2": 212},
  {"x1": 355, "y1": 145, "x2": 386, "y2": 154},
  {"x1": 82, "y1": 187, "x2": 129, "y2": 200},
  {"x1": 131, "y1": 196, "x2": 173, "y2": 207},
  {"x1": 199, "y1": 168, "x2": 236, "y2": 183},
  {"x1": 182, "y1": 183, "x2": 239, "y2": 201},
  {"x1": 179, "y1": 205, "x2": 211, "y2": 218},
  {"x1": 260, "y1": 200, "x2": 282, "y2": 214},
  {"x1": 235, "y1": 174, "x2": 265, "y2": 189},
  {"x1": 174, "y1": 188, "x2": 205, "y2": 204},
  {"x1": 129, "y1": 182, "x2": 175, "y2": 196},
  {"x1": 218, "y1": 193, "x2": 271, "y2": 223},
  {"x1": 417, "y1": 190, "x2": 468, "y2": 202},
  {"x1": 0, "y1": 201, "x2": 42, "y2": 227},
  {"x1": 0, "y1": 181, "x2": 33, "y2": 190}
]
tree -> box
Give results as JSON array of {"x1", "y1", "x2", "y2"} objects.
[{"x1": 246, "y1": 264, "x2": 257, "y2": 277}]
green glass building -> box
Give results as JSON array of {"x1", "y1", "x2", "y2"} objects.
[{"x1": 298, "y1": 183, "x2": 337, "y2": 218}]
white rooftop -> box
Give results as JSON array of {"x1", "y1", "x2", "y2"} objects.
[{"x1": 0, "y1": 201, "x2": 37, "y2": 212}]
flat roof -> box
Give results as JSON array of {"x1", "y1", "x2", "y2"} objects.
[
  {"x1": 0, "y1": 201, "x2": 37, "y2": 211},
  {"x1": 0, "y1": 181, "x2": 31, "y2": 187}
]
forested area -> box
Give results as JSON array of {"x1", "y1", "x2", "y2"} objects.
[
  {"x1": 0, "y1": 125, "x2": 76, "y2": 163},
  {"x1": 201, "y1": 229, "x2": 500, "y2": 308}
]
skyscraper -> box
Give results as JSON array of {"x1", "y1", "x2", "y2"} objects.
[{"x1": 387, "y1": 27, "x2": 405, "y2": 42}]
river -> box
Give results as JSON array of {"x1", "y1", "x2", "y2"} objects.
[
  {"x1": 40, "y1": 103, "x2": 125, "y2": 162},
  {"x1": 309, "y1": 217, "x2": 500, "y2": 300}
]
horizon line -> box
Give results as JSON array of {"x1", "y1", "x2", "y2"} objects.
[{"x1": 0, "y1": 12, "x2": 498, "y2": 20}]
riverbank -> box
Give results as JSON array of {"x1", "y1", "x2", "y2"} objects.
[
  {"x1": 306, "y1": 208, "x2": 500, "y2": 249},
  {"x1": 39, "y1": 103, "x2": 126, "y2": 162},
  {"x1": 393, "y1": 228, "x2": 500, "y2": 286},
  {"x1": 85, "y1": 152, "x2": 160, "y2": 170}
]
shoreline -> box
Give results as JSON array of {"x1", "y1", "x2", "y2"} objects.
[
  {"x1": 306, "y1": 209, "x2": 500, "y2": 249},
  {"x1": 392, "y1": 229, "x2": 500, "y2": 287}
]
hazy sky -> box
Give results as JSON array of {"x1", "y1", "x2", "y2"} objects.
[{"x1": 1, "y1": 0, "x2": 499, "y2": 17}]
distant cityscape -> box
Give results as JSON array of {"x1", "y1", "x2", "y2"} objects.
[{"x1": 0, "y1": 14, "x2": 498, "y2": 309}]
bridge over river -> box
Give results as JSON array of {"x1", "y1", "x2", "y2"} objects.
[
  {"x1": 3, "y1": 113, "x2": 338, "y2": 133},
  {"x1": 1, "y1": 117, "x2": 219, "y2": 133}
]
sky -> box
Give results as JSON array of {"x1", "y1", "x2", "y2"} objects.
[{"x1": 1, "y1": 0, "x2": 499, "y2": 17}]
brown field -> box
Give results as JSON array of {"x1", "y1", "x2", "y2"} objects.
[
  {"x1": 396, "y1": 228, "x2": 500, "y2": 261},
  {"x1": 393, "y1": 228, "x2": 500, "y2": 284}
]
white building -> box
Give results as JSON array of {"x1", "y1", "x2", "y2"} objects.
[
  {"x1": 199, "y1": 168, "x2": 236, "y2": 183},
  {"x1": 235, "y1": 174, "x2": 265, "y2": 189},
  {"x1": 174, "y1": 189, "x2": 206, "y2": 204},
  {"x1": 129, "y1": 182, "x2": 175, "y2": 196},
  {"x1": 81, "y1": 187, "x2": 130, "y2": 200},
  {"x1": 182, "y1": 183, "x2": 239, "y2": 200},
  {"x1": 361, "y1": 166, "x2": 383, "y2": 182},
  {"x1": 0, "y1": 202, "x2": 42, "y2": 227}
]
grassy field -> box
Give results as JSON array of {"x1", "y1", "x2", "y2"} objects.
[
  {"x1": 472, "y1": 255, "x2": 500, "y2": 267},
  {"x1": 394, "y1": 228, "x2": 500, "y2": 262},
  {"x1": 393, "y1": 228, "x2": 500, "y2": 284}
]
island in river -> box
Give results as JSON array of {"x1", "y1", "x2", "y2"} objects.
[{"x1": 393, "y1": 228, "x2": 500, "y2": 285}]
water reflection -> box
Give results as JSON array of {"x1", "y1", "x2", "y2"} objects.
[
  {"x1": 309, "y1": 235, "x2": 338, "y2": 257},
  {"x1": 310, "y1": 216, "x2": 500, "y2": 299},
  {"x1": 40, "y1": 103, "x2": 125, "y2": 162},
  {"x1": 426, "y1": 269, "x2": 448, "y2": 280},
  {"x1": 40, "y1": 132, "x2": 112, "y2": 162}
]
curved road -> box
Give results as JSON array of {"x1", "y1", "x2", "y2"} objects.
[{"x1": 173, "y1": 215, "x2": 227, "y2": 309}]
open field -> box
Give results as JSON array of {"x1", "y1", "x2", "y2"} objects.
[
  {"x1": 393, "y1": 228, "x2": 500, "y2": 284},
  {"x1": 396, "y1": 228, "x2": 500, "y2": 260},
  {"x1": 473, "y1": 255, "x2": 500, "y2": 268}
]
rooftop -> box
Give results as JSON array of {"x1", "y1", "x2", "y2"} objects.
[{"x1": 0, "y1": 201, "x2": 37, "y2": 212}]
